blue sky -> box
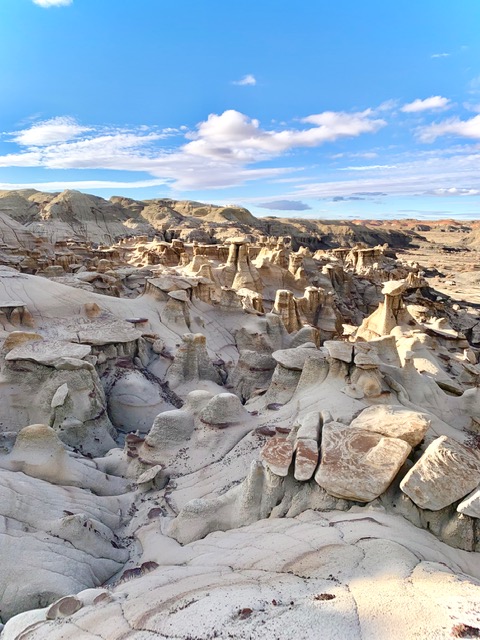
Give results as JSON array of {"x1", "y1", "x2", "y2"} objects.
[{"x1": 1, "y1": 0, "x2": 480, "y2": 219}]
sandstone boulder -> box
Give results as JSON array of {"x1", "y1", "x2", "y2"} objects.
[
  {"x1": 350, "y1": 405, "x2": 430, "y2": 447},
  {"x1": 400, "y1": 436, "x2": 480, "y2": 511},
  {"x1": 315, "y1": 422, "x2": 411, "y2": 502}
]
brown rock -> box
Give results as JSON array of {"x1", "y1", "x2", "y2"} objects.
[{"x1": 261, "y1": 435, "x2": 294, "y2": 476}]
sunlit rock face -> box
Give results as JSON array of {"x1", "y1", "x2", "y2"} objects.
[{"x1": 0, "y1": 199, "x2": 480, "y2": 639}]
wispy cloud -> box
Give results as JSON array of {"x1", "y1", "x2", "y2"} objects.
[
  {"x1": 257, "y1": 200, "x2": 311, "y2": 211},
  {"x1": 469, "y1": 76, "x2": 480, "y2": 95},
  {"x1": 431, "y1": 52, "x2": 450, "y2": 59},
  {"x1": 427, "y1": 187, "x2": 480, "y2": 196},
  {"x1": 418, "y1": 114, "x2": 480, "y2": 142},
  {"x1": 339, "y1": 164, "x2": 398, "y2": 171},
  {"x1": 0, "y1": 108, "x2": 386, "y2": 190},
  {"x1": 331, "y1": 151, "x2": 378, "y2": 159},
  {"x1": 289, "y1": 149, "x2": 480, "y2": 200},
  {"x1": 11, "y1": 117, "x2": 90, "y2": 145},
  {"x1": 401, "y1": 96, "x2": 451, "y2": 113},
  {"x1": 33, "y1": 0, "x2": 72, "y2": 7},
  {"x1": 232, "y1": 74, "x2": 257, "y2": 86}
]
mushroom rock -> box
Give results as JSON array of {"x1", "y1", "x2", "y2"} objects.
[
  {"x1": 271, "y1": 343, "x2": 319, "y2": 371},
  {"x1": 294, "y1": 350, "x2": 330, "y2": 392},
  {"x1": 144, "y1": 408, "x2": 195, "y2": 451},
  {"x1": 324, "y1": 340, "x2": 353, "y2": 363},
  {"x1": 356, "y1": 279, "x2": 411, "y2": 340},
  {"x1": 263, "y1": 345, "x2": 324, "y2": 406},
  {"x1": 317, "y1": 298, "x2": 343, "y2": 339},
  {"x1": 400, "y1": 436, "x2": 480, "y2": 511},
  {"x1": 272, "y1": 289, "x2": 301, "y2": 333},
  {"x1": 108, "y1": 370, "x2": 175, "y2": 432},
  {"x1": 199, "y1": 392, "x2": 248, "y2": 427},
  {"x1": 230, "y1": 350, "x2": 276, "y2": 402},
  {"x1": 160, "y1": 296, "x2": 190, "y2": 332},
  {"x1": 168, "y1": 289, "x2": 189, "y2": 302},
  {"x1": 315, "y1": 422, "x2": 411, "y2": 502},
  {"x1": 222, "y1": 239, "x2": 263, "y2": 293},
  {"x1": 366, "y1": 334, "x2": 402, "y2": 367},
  {"x1": 167, "y1": 333, "x2": 222, "y2": 390}
]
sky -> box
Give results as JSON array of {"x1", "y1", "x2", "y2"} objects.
[{"x1": 0, "y1": 1, "x2": 480, "y2": 220}]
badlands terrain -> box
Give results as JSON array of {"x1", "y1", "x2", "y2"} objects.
[{"x1": 0, "y1": 189, "x2": 480, "y2": 639}]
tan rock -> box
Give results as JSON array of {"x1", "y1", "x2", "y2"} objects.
[
  {"x1": 400, "y1": 436, "x2": 480, "y2": 511},
  {"x1": 350, "y1": 404, "x2": 430, "y2": 447},
  {"x1": 315, "y1": 422, "x2": 411, "y2": 502},
  {"x1": 3, "y1": 331, "x2": 43, "y2": 352},
  {"x1": 324, "y1": 340, "x2": 353, "y2": 363},
  {"x1": 294, "y1": 438, "x2": 319, "y2": 481},
  {"x1": 457, "y1": 486, "x2": 480, "y2": 518}
]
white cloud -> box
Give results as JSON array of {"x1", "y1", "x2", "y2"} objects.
[
  {"x1": 401, "y1": 96, "x2": 451, "y2": 113},
  {"x1": 0, "y1": 179, "x2": 166, "y2": 191},
  {"x1": 288, "y1": 149, "x2": 480, "y2": 200},
  {"x1": 340, "y1": 164, "x2": 398, "y2": 171},
  {"x1": 0, "y1": 108, "x2": 386, "y2": 190},
  {"x1": 418, "y1": 114, "x2": 480, "y2": 142},
  {"x1": 33, "y1": 0, "x2": 72, "y2": 6},
  {"x1": 431, "y1": 53, "x2": 450, "y2": 59},
  {"x1": 12, "y1": 117, "x2": 90, "y2": 146},
  {"x1": 331, "y1": 151, "x2": 378, "y2": 159},
  {"x1": 232, "y1": 74, "x2": 257, "y2": 86},
  {"x1": 428, "y1": 187, "x2": 480, "y2": 196},
  {"x1": 184, "y1": 109, "x2": 385, "y2": 162}
]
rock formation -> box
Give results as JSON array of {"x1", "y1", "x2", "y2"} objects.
[{"x1": 0, "y1": 189, "x2": 479, "y2": 639}]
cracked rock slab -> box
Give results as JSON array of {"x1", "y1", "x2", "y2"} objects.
[{"x1": 5, "y1": 340, "x2": 91, "y2": 365}]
